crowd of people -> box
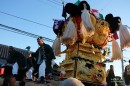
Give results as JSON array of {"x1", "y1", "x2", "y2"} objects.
[
  {"x1": 0, "y1": 36, "x2": 130, "y2": 86},
  {"x1": 106, "y1": 61, "x2": 130, "y2": 86},
  {"x1": 1, "y1": 36, "x2": 57, "y2": 85}
]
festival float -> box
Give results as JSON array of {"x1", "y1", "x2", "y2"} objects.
[{"x1": 52, "y1": 0, "x2": 126, "y2": 85}]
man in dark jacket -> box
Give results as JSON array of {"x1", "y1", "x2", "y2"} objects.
[
  {"x1": 106, "y1": 65, "x2": 115, "y2": 86},
  {"x1": 6, "y1": 46, "x2": 27, "y2": 86},
  {"x1": 29, "y1": 36, "x2": 56, "y2": 84},
  {"x1": 7, "y1": 46, "x2": 27, "y2": 75}
]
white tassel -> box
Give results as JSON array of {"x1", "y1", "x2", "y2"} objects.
[
  {"x1": 81, "y1": 5, "x2": 95, "y2": 35},
  {"x1": 80, "y1": 22, "x2": 93, "y2": 44},
  {"x1": 111, "y1": 37, "x2": 122, "y2": 60},
  {"x1": 119, "y1": 23, "x2": 130, "y2": 49},
  {"x1": 61, "y1": 18, "x2": 77, "y2": 45},
  {"x1": 52, "y1": 37, "x2": 61, "y2": 57}
]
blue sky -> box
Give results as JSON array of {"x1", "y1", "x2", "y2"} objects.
[{"x1": 0, "y1": 0, "x2": 130, "y2": 77}]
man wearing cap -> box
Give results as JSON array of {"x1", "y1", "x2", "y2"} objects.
[{"x1": 29, "y1": 36, "x2": 56, "y2": 84}]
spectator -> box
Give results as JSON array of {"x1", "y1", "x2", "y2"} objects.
[
  {"x1": 7, "y1": 46, "x2": 27, "y2": 78},
  {"x1": 6, "y1": 46, "x2": 27, "y2": 85},
  {"x1": 106, "y1": 65, "x2": 115, "y2": 86},
  {"x1": 124, "y1": 60, "x2": 130, "y2": 86},
  {"x1": 59, "y1": 77, "x2": 84, "y2": 86},
  {"x1": 2, "y1": 75, "x2": 16, "y2": 86}
]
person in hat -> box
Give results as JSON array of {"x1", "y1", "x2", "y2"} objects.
[
  {"x1": 124, "y1": 60, "x2": 130, "y2": 86},
  {"x1": 29, "y1": 36, "x2": 56, "y2": 84}
]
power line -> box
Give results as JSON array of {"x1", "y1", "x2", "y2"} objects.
[
  {"x1": 52, "y1": 0, "x2": 67, "y2": 4},
  {"x1": 36, "y1": 0, "x2": 62, "y2": 10},
  {"x1": 0, "y1": 27, "x2": 37, "y2": 38},
  {"x1": 47, "y1": 0, "x2": 62, "y2": 6},
  {"x1": 0, "y1": 24, "x2": 54, "y2": 42},
  {"x1": 124, "y1": 25, "x2": 130, "y2": 29},
  {"x1": 53, "y1": 0, "x2": 62, "y2": 4},
  {"x1": 0, "y1": 11, "x2": 52, "y2": 29},
  {"x1": 100, "y1": 1, "x2": 111, "y2": 11},
  {"x1": 123, "y1": 56, "x2": 130, "y2": 60},
  {"x1": 124, "y1": 49, "x2": 130, "y2": 52},
  {"x1": 60, "y1": 0, "x2": 68, "y2": 4}
]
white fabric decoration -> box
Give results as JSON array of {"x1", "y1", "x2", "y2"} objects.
[
  {"x1": 111, "y1": 37, "x2": 122, "y2": 60},
  {"x1": 61, "y1": 18, "x2": 77, "y2": 45},
  {"x1": 52, "y1": 37, "x2": 61, "y2": 56},
  {"x1": 119, "y1": 23, "x2": 130, "y2": 49},
  {"x1": 81, "y1": 5, "x2": 95, "y2": 36}
]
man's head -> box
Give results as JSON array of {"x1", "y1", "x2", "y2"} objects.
[
  {"x1": 37, "y1": 36, "x2": 44, "y2": 46},
  {"x1": 110, "y1": 65, "x2": 113, "y2": 69},
  {"x1": 8, "y1": 46, "x2": 14, "y2": 53},
  {"x1": 129, "y1": 60, "x2": 130, "y2": 64}
]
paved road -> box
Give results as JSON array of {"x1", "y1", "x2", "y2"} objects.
[{"x1": 0, "y1": 79, "x2": 61, "y2": 86}]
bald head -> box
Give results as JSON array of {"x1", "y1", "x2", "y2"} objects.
[{"x1": 60, "y1": 78, "x2": 84, "y2": 86}]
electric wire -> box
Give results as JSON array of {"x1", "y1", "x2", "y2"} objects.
[
  {"x1": 0, "y1": 11, "x2": 52, "y2": 28},
  {"x1": 0, "y1": 24, "x2": 54, "y2": 42},
  {"x1": 47, "y1": 0, "x2": 62, "y2": 6}
]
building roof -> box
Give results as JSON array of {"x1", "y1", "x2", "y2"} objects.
[{"x1": 0, "y1": 44, "x2": 30, "y2": 59}]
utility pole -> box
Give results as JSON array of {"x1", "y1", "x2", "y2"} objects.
[{"x1": 121, "y1": 50, "x2": 125, "y2": 86}]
